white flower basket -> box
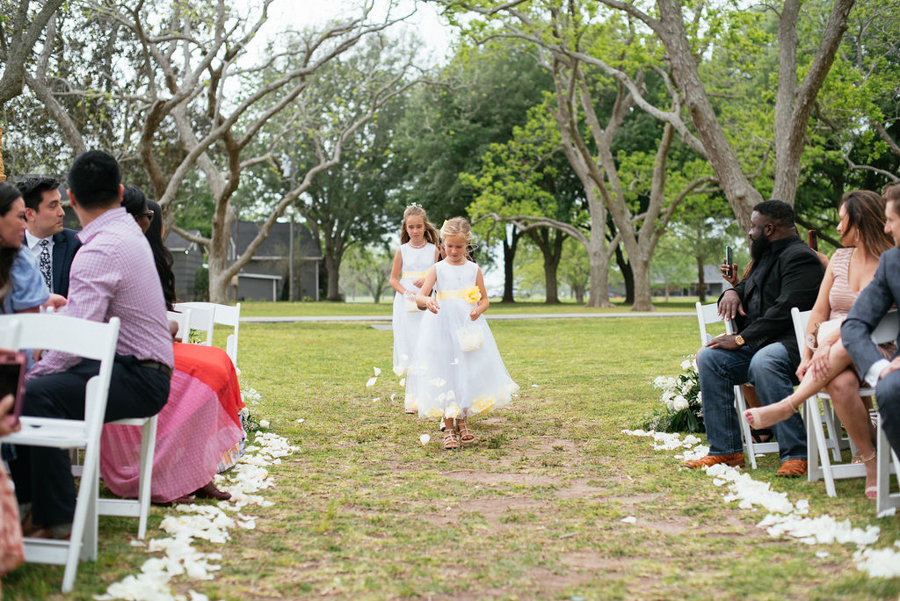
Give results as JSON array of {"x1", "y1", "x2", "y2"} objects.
[
  {"x1": 457, "y1": 323, "x2": 483, "y2": 352},
  {"x1": 404, "y1": 292, "x2": 421, "y2": 312}
]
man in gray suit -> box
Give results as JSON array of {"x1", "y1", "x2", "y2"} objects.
[
  {"x1": 842, "y1": 183, "x2": 900, "y2": 460},
  {"x1": 16, "y1": 176, "x2": 81, "y2": 297}
]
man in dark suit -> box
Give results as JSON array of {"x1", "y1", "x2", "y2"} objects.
[
  {"x1": 684, "y1": 200, "x2": 824, "y2": 475},
  {"x1": 842, "y1": 184, "x2": 900, "y2": 461},
  {"x1": 16, "y1": 176, "x2": 81, "y2": 297}
]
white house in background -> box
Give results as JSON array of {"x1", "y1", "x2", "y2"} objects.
[
  {"x1": 165, "y1": 229, "x2": 204, "y2": 301},
  {"x1": 652, "y1": 264, "x2": 731, "y2": 298},
  {"x1": 229, "y1": 221, "x2": 322, "y2": 302}
]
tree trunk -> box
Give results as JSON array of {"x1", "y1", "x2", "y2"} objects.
[
  {"x1": 325, "y1": 250, "x2": 343, "y2": 301},
  {"x1": 527, "y1": 227, "x2": 565, "y2": 304},
  {"x1": 543, "y1": 259, "x2": 560, "y2": 304},
  {"x1": 631, "y1": 257, "x2": 655, "y2": 311},
  {"x1": 656, "y1": 0, "x2": 762, "y2": 231},
  {"x1": 208, "y1": 250, "x2": 231, "y2": 304},
  {"x1": 501, "y1": 226, "x2": 521, "y2": 303},
  {"x1": 573, "y1": 284, "x2": 585, "y2": 304},
  {"x1": 613, "y1": 242, "x2": 634, "y2": 305},
  {"x1": 585, "y1": 233, "x2": 613, "y2": 308}
]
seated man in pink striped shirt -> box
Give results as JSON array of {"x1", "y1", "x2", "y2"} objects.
[{"x1": 9, "y1": 150, "x2": 174, "y2": 540}]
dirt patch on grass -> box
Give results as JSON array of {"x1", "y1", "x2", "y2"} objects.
[
  {"x1": 527, "y1": 566, "x2": 594, "y2": 591},
  {"x1": 560, "y1": 550, "x2": 632, "y2": 571},
  {"x1": 444, "y1": 469, "x2": 560, "y2": 487},
  {"x1": 420, "y1": 496, "x2": 550, "y2": 527}
]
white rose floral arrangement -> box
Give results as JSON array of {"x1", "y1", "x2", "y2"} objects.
[{"x1": 640, "y1": 355, "x2": 704, "y2": 433}]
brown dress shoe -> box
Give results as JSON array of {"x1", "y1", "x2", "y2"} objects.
[
  {"x1": 684, "y1": 453, "x2": 745, "y2": 469},
  {"x1": 193, "y1": 481, "x2": 232, "y2": 501},
  {"x1": 776, "y1": 458, "x2": 807, "y2": 477}
]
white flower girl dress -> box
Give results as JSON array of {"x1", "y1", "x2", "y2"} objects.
[
  {"x1": 392, "y1": 241, "x2": 436, "y2": 376},
  {"x1": 405, "y1": 260, "x2": 518, "y2": 418}
]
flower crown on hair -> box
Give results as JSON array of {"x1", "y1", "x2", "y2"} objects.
[{"x1": 407, "y1": 202, "x2": 422, "y2": 209}]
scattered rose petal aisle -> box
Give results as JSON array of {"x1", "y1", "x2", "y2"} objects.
[
  {"x1": 624, "y1": 429, "x2": 900, "y2": 579},
  {"x1": 94, "y1": 431, "x2": 298, "y2": 601}
]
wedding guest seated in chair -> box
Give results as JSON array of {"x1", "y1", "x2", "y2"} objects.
[
  {"x1": 744, "y1": 190, "x2": 895, "y2": 498},
  {"x1": 101, "y1": 186, "x2": 243, "y2": 504},
  {"x1": 8, "y1": 151, "x2": 173, "y2": 540},
  {"x1": 843, "y1": 184, "x2": 900, "y2": 477},
  {"x1": 685, "y1": 200, "x2": 823, "y2": 477}
]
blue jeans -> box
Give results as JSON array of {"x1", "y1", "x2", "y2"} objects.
[{"x1": 697, "y1": 342, "x2": 807, "y2": 461}]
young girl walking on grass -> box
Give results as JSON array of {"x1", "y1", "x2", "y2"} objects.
[
  {"x1": 390, "y1": 205, "x2": 440, "y2": 410},
  {"x1": 405, "y1": 217, "x2": 518, "y2": 449}
]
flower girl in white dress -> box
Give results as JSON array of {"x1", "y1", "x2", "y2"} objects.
[
  {"x1": 389, "y1": 206, "x2": 440, "y2": 400},
  {"x1": 406, "y1": 217, "x2": 518, "y2": 449}
]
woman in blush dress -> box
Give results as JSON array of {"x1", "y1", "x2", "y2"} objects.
[{"x1": 101, "y1": 187, "x2": 242, "y2": 503}]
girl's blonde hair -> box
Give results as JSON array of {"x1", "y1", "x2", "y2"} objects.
[
  {"x1": 440, "y1": 217, "x2": 475, "y2": 260},
  {"x1": 401, "y1": 205, "x2": 439, "y2": 245},
  {"x1": 440, "y1": 217, "x2": 473, "y2": 243}
]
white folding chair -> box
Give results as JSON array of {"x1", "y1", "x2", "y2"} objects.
[
  {"x1": 174, "y1": 301, "x2": 241, "y2": 367},
  {"x1": 1, "y1": 314, "x2": 120, "y2": 593},
  {"x1": 174, "y1": 302, "x2": 215, "y2": 346},
  {"x1": 791, "y1": 307, "x2": 899, "y2": 498},
  {"x1": 695, "y1": 302, "x2": 778, "y2": 468},
  {"x1": 868, "y1": 311, "x2": 900, "y2": 513},
  {"x1": 167, "y1": 308, "x2": 191, "y2": 343},
  {"x1": 97, "y1": 414, "x2": 157, "y2": 539}
]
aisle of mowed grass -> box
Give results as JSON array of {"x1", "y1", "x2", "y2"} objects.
[{"x1": 4, "y1": 314, "x2": 900, "y2": 600}]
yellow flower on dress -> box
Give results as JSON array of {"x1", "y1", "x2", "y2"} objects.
[
  {"x1": 464, "y1": 286, "x2": 482, "y2": 305},
  {"x1": 471, "y1": 396, "x2": 496, "y2": 415},
  {"x1": 426, "y1": 407, "x2": 444, "y2": 419},
  {"x1": 444, "y1": 403, "x2": 461, "y2": 419}
]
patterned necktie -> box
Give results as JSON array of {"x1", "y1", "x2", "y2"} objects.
[{"x1": 39, "y1": 239, "x2": 52, "y2": 291}]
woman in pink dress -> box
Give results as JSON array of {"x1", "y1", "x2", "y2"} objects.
[
  {"x1": 745, "y1": 190, "x2": 895, "y2": 498},
  {"x1": 100, "y1": 189, "x2": 242, "y2": 503}
]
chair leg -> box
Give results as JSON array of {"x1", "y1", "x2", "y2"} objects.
[
  {"x1": 806, "y1": 395, "x2": 837, "y2": 497},
  {"x1": 820, "y1": 398, "x2": 843, "y2": 463},
  {"x1": 876, "y1": 415, "x2": 900, "y2": 514},
  {"x1": 137, "y1": 416, "x2": 158, "y2": 539},
  {"x1": 733, "y1": 386, "x2": 758, "y2": 469}
]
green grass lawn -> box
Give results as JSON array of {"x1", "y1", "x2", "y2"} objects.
[
  {"x1": 240, "y1": 298, "x2": 703, "y2": 318},
  {"x1": 4, "y1": 316, "x2": 899, "y2": 600}
]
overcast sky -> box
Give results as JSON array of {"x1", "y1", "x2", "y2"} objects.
[{"x1": 256, "y1": 0, "x2": 456, "y2": 65}]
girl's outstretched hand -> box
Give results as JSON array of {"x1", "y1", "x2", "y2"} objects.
[{"x1": 423, "y1": 297, "x2": 439, "y2": 314}]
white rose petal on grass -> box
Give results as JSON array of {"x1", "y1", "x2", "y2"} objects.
[
  {"x1": 366, "y1": 377, "x2": 377, "y2": 388},
  {"x1": 296, "y1": 418, "x2": 305, "y2": 423},
  {"x1": 373, "y1": 367, "x2": 382, "y2": 376},
  {"x1": 96, "y1": 421, "x2": 299, "y2": 601},
  {"x1": 621, "y1": 516, "x2": 636, "y2": 524},
  {"x1": 419, "y1": 434, "x2": 430, "y2": 446},
  {"x1": 399, "y1": 378, "x2": 406, "y2": 387},
  {"x1": 258, "y1": 419, "x2": 269, "y2": 429}
]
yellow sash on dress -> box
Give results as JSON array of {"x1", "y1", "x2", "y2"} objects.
[
  {"x1": 401, "y1": 271, "x2": 426, "y2": 279},
  {"x1": 435, "y1": 289, "x2": 467, "y2": 301}
]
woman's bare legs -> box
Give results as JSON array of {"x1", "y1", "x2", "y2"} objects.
[
  {"x1": 745, "y1": 340, "x2": 854, "y2": 430},
  {"x1": 826, "y1": 369, "x2": 878, "y2": 497}
]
